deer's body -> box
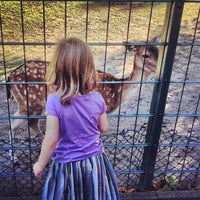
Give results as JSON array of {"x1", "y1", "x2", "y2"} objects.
[
  {"x1": 7, "y1": 45, "x2": 158, "y2": 135},
  {"x1": 8, "y1": 61, "x2": 49, "y2": 133}
]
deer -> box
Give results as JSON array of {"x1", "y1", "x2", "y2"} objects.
[
  {"x1": 7, "y1": 61, "x2": 49, "y2": 135},
  {"x1": 98, "y1": 44, "x2": 158, "y2": 113},
  {"x1": 7, "y1": 42, "x2": 159, "y2": 161}
]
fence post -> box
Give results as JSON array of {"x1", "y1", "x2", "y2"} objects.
[{"x1": 139, "y1": 0, "x2": 185, "y2": 190}]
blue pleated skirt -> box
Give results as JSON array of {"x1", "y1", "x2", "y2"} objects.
[{"x1": 42, "y1": 153, "x2": 120, "y2": 200}]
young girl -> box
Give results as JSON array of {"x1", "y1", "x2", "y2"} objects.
[{"x1": 33, "y1": 37, "x2": 120, "y2": 200}]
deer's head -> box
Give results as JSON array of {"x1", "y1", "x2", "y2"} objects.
[{"x1": 132, "y1": 45, "x2": 158, "y2": 73}]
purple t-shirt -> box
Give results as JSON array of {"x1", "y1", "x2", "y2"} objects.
[{"x1": 46, "y1": 91, "x2": 106, "y2": 163}]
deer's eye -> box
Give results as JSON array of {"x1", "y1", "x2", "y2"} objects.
[{"x1": 143, "y1": 54, "x2": 150, "y2": 59}]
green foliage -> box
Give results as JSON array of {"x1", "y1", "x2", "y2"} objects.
[
  {"x1": 159, "y1": 173, "x2": 176, "y2": 191},
  {"x1": 167, "y1": 176, "x2": 176, "y2": 191}
]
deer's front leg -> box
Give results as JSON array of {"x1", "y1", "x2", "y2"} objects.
[{"x1": 8, "y1": 117, "x2": 27, "y2": 162}]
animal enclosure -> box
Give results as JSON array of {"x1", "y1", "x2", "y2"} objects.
[{"x1": 0, "y1": 0, "x2": 200, "y2": 197}]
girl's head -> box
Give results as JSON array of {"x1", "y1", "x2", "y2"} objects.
[{"x1": 47, "y1": 37, "x2": 97, "y2": 105}]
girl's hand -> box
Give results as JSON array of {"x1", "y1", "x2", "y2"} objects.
[{"x1": 33, "y1": 162, "x2": 43, "y2": 177}]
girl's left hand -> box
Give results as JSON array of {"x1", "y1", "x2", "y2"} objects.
[{"x1": 33, "y1": 162, "x2": 43, "y2": 177}]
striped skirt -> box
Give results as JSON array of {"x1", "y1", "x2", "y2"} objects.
[{"x1": 42, "y1": 153, "x2": 120, "y2": 200}]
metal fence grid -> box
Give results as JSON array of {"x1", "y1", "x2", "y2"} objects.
[{"x1": 0, "y1": 0, "x2": 200, "y2": 197}]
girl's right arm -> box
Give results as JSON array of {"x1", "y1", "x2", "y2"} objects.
[
  {"x1": 33, "y1": 115, "x2": 59, "y2": 177},
  {"x1": 98, "y1": 112, "x2": 109, "y2": 133}
]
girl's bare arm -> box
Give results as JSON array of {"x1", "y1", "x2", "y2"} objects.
[
  {"x1": 33, "y1": 115, "x2": 59, "y2": 177},
  {"x1": 98, "y1": 112, "x2": 109, "y2": 133}
]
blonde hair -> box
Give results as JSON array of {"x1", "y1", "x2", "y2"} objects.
[{"x1": 46, "y1": 37, "x2": 97, "y2": 105}]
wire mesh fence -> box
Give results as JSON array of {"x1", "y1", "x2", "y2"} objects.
[{"x1": 0, "y1": 0, "x2": 200, "y2": 197}]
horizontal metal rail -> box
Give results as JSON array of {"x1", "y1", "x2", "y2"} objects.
[
  {"x1": 1, "y1": 80, "x2": 160, "y2": 85},
  {"x1": 1, "y1": 80, "x2": 200, "y2": 85},
  {"x1": 1, "y1": 113, "x2": 199, "y2": 120},
  {"x1": 1, "y1": 168, "x2": 200, "y2": 179},
  {"x1": 1, "y1": 142, "x2": 199, "y2": 151},
  {"x1": 1, "y1": 41, "x2": 200, "y2": 46}
]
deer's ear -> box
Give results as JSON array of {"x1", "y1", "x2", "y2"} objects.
[
  {"x1": 127, "y1": 45, "x2": 137, "y2": 52},
  {"x1": 150, "y1": 35, "x2": 161, "y2": 42},
  {"x1": 123, "y1": 41, "x2": 137, "y2": 52},
  {"x1": 124, "y1": 43, "x2": 140, "y2": 53},
  {"x1": 130, "y1": 45, "x2": 142, "y2": 54}
]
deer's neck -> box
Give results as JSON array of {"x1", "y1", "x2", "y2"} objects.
[
  {"x1": 125, "y1": 62, "x2": 151, "y2": 82},
  {"x1": 121, "y1": 64, "x2": 150, "y2": 102}
]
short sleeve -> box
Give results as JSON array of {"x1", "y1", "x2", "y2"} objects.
[
  {"x1": 97, "y1": 93, "x2": 106, "y2": 114},
  {"x1": 45, "y1": 94, "x2": 60, "y2": 117}
]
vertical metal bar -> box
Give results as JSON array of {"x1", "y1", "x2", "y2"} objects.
[
  {"x1": 42, "y1": 0, "x2": 47, "y2": 64},
  {"x1": 85, "y1": 0, "x2": 89, "y2": 41},
  {"x1": 0, "y1": 5, "x2": 18, "y2": 195},
  {"x1": 20, "y1": 0, "x2": 34, "y2": 192},
  {"x1": 64, "y1": 1, "x2": 67, "y2": 38},
  {"x1": 117, "y1": 2, "x2": 132, "y2": 183},
  {"x1": 164, "y1": 5, "x2": 200, "y2": 178},
  {"x1": 180, "y1": 94, "x2": 200, "y2": 180},
  {"x1": 139, "y1": 0, "x2": 185, "y2": 190},
  {"x1": 42, "y1": 0, "x2": 48, "y2": 105},
  {"x1": 127, "y1": 1, "x2": 154, "y2": 188},
  {"x1": 103, "y1": 1, "x2": 110, "y2": 75},
  {"x1": 193, "y1": 94, "x2": 200, "y2": 185}
]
